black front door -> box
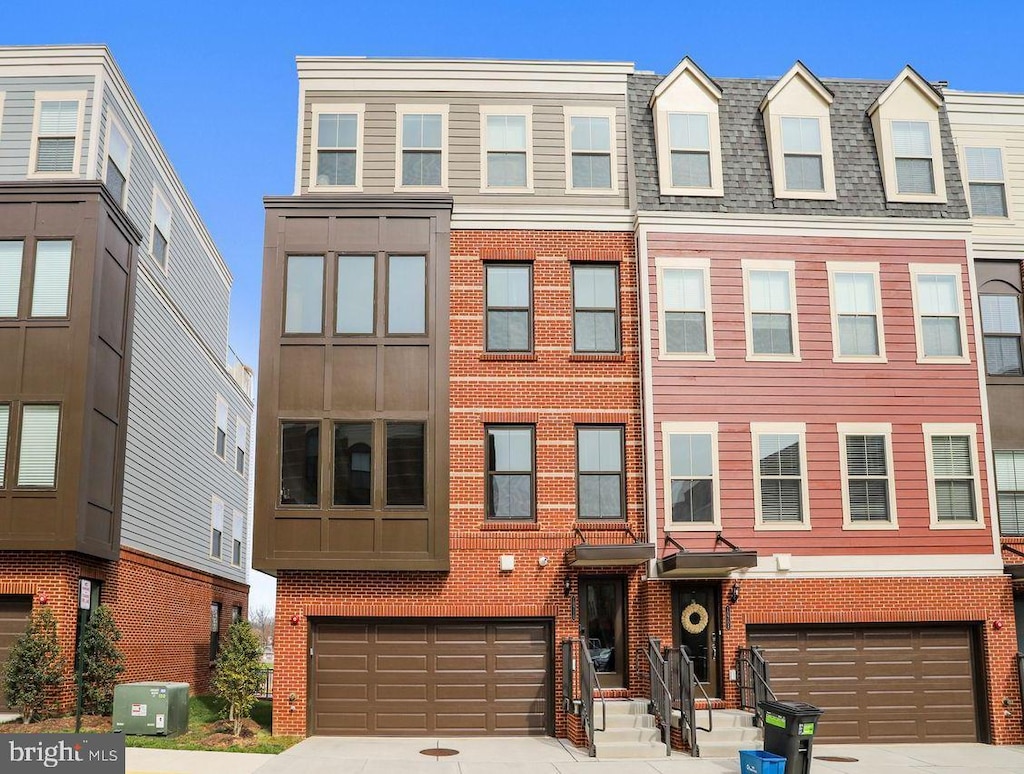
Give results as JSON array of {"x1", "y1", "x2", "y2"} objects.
[
  {"x1": 673, "y1": 584, "x2": 721, "y2": 698},
  {"x1": 580, "y1": 576, "x2": 626, "y2": 689}
]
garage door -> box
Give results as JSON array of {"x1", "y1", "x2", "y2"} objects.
[
  {"x1": 311, "y1": 620, "x2": 552, "y2": 735},
  {"x1": 0, "y1": 596, "x2": 32, "y2": 712},
  {"x1": 748, "y1": 625, "x2": 980, "y2": 743}
]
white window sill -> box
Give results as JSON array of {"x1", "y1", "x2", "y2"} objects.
[
  {"x1": 929, "y1": 519, "x2": 987, "y2": 530},
  {"x1": 479, "y1": 186, "x2": 535, "y2": 195},
  {"x1": 665, "y1": 522, "x2": 722, "y2": 532},
  {"x1": 659, "y1": 185, "x2": 724, "y2": 198},
  {"x1": 916, "y1": 356, "x2": 971, "y2": 365},
  {"x1": 564, "y1": 186, "x2": 619, "y2": 196},
  {"x1": 394, "y1": 185, "x2": 449, "y2": 193},
  {"x1": 658, "y1": 351, "x2": 715, "y2": 361},
  {"x1": 754, "y1": 521, "x2": 812, "y2": 531},
  {"x1": 888, "y1": 193, "x2": 947, "y2": 204},
  {"x1": 842, "y1": 521, "x2": 900, "y2": 531},
  {"x1": 308, "y1": 183, "x2": 363, "y2": 193},
  {"x1": 26, "y1": 170, "x2": 79, "y2": 180},
  {"x1": 746, "y1": 354, "x2": 802, "y2": 363},
  {"x1": 775, "y1": 189, "x2": 836, "y2": 201},
  {"x1": 833, "y1": 356, "x2": 888, "y2": 365}
]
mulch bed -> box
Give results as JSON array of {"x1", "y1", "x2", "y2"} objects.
[{"x1": 0, "y1": 716, "x2": 111, "y2": 733}]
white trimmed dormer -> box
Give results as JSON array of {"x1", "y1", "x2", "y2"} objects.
[
  {"x1": 868, "y1": 65, "x2": 947, "y2": 204},
  {"x1": 760, "y1": 61, "x2": 837, "y2": 200},
  {"x1": 650, "y1": 57, "x2": 724, "y2": 197}
]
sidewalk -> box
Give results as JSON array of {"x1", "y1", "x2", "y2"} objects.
[{"x1": 126, "y1": 747, "x2": 273, "y2": 774}]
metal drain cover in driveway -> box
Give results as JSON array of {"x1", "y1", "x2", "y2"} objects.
[
  {"x1": 815, "y1": 756, "x2": 859, "y2": 763},
  {"x1": 420, "y1": 748, "x2": 459, "y2": 757}
]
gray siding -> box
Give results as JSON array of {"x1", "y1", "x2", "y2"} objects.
[
  {"x1": 0, "y1": 76, "x2": 95, "y2": 180},
  {"x1": 302, "y1": 91, "x2": 629, "y2": 209}
]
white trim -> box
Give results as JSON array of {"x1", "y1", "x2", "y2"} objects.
[
  {"x1": 0, "y1": 92, "x2": 5, "y2": 147},
  {"x1": 651, "y1": 57, "x2": 722, "y2": 103},
  {"x1": 766, "y1": 113, "x2": 837, "y2": 201},
  {"x1": 26, "y1": 91, "x2": 87, "y2": 180},
  {"x1": 922, "y1": 422, "x2": 986, "y2": 530},
  {"x1": 868, "y1": 66, "x2": 943, "y2": 114},
  {"x1": 308, "y1": 103, "x2": 364, "y2": 192},
  {"x1": 294, "y1": 83, "x2": 306, "y2": 195},
  {"x1": 741, "y1": 259, "x2": 801, "y2": 362},
  {"x1": 745, "y1": 552, "x2": 1002, "y2": 577},
  {"x1": 751, "y1": 422, "x2": 812, "y2": 531},
  {"x1": 661, "y1": 421, "x2": 721, "y2": 532},
  {"x1": 452, "y1": 205, "x2": 633, "y2": 230},
  {"x1": 563, "y1": 105, "x2": 619, "y2": 195},
  {"x1": 85, "y1": 70, "x2": 103, "y2": 180},
  {"x1": 908, "y1": 262, "x2": 971, "y2": 364},
  {"x1": 479, "y1": 105, "x2": 534, "y2": 193},
  {"x1": 654, "y1": 256, "x2": 714, "y2": 360},
  {"x1": 837, "y1": 422, "x2": 899, "y2": 530},
  {"x1": 103, "y1": 109, "x2": 132, "y2": 207},
  {"x1": 149, "y1": 186, "x2": 172, "y2": 275},
  {"x1": 826, "y1": 261, "x2": 887, "y2": 363},
  {"x1": 215, "y1": 394, "x2": 229, "y2": 460},
  {"x1": 394, "y1": 104, "x2": 449, "y2": 192},
  {"x1": 210, "y1": 494, "x2": 226, "y2": 561},
  {"x1": 960, "y1": 143, "x2": 1012, "y2": 221},
  {"x1": 635, "y1": 211, "x2": 972, "y2": 238},
  {"x1": 638, "y1": 225, "x2": 660, "y2": 580},
  {"x1": 658, "y1": 111, "x2": 724, "y2": 197},
  {"x1": 759, "y1": 62, "x2": 834, "y2": 110}
]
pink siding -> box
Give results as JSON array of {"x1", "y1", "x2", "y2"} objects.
[{"x1": 646, "y1": 232, "x2": 994, "y2": 557}]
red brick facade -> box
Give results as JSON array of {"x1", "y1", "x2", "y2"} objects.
[{"x1": 0, "y1": 548, "x2": 248, "y2": 708}]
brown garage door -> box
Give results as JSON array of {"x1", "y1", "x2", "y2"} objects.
[
  {"x1": 749, "y1": 625, "x2": 980, "y2": 743},
  {"x1": 0, "y1": 596, "x2": 33, "y2": 712},
  {"x1": 311, "y1": 619, "x2": 552, "y2": 736}
]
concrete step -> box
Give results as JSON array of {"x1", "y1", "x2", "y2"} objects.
[
  {"x1": 709, "y1": 709, "x2": 758, "y2": 728},
  {"x1": 593, "y1": 726, "x2": 662, "y2": 744},
  {"x1": 599, "y1": 699, "x2": 649, "y2": 715},
  {"x1": 698, "y1": 739, "x2": 763, "y2": 759},
  {"x1": 594, "y1": 740, "x2": 670, "y2": 759},
  {"x1": 697, "y1": 725, "x2": 763, "y2": 744},
  {"x1": 600, "y1": 712, "x2": 657, "y2": 729}
]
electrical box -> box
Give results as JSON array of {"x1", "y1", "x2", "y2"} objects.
[{"x1": 112, "y1": 682, "x2": 189, "y2": 736}]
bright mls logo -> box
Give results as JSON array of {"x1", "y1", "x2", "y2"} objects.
[{"x1": 4, "y1": 735, "x2": 124, "y2": 772}]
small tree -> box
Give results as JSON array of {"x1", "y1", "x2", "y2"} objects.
[
  {"x1": 79, "y1": 605, "x2": 125, "y2": 715},
  {"x1": 211, "y1": 620, "x2": 263, "y2": 736},
  {"x1": 2, "y1": 607, "x2": 64, "y2": 724},
  {"x1": 248, "y1": 605, "x2": 275, "y2": 648}
]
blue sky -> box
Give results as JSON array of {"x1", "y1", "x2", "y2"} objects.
[{"x1": 3, "y1": 0, "x2": 1021, "y2": 611}]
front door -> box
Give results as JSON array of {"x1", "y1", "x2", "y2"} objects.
[
  {"x1": 580, "y1": 576, "x2": 626, "y2": 689},
  {"x1": 673, "y1": 584, "x2": 721, "y2": 698}
]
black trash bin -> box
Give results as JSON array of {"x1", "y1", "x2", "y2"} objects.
[{"x1": 759, "y1": 700, "x2": 824, "y2": 774}]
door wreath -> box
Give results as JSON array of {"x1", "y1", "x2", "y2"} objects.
[{"x1": 681, "y1": 602, "x2": 709, "y2": 634}]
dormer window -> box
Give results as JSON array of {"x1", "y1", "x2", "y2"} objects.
[
  {"x1": 780, "y1": 117, "x2": 824, "y2": 191},
  {"x1": 892, "y1": 121, "x2": 935, "y2": 194},
  {"x1": 668, "y1": 113, "x2": 711, "y2": 188}
]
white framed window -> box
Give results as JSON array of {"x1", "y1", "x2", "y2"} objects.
[
  {"x1": 215, "y1": 396, "x2": 228, "y2": 459},
  {"x1": 922, "y1": 423, "x2": 984, "y2": 529},
  {"x1": 395, "y1": 105, "x2": 448, "y2": 191},
  {"x1": 909, "y1": 263, "x2": 969, "y2": 364},
  {"x1": 892, "y1": 121, "x2": 936, "y2": 195},
  {"x1": 667, "y1": 113, "x2": 712, "y2": 190},
  {"x1": 17, "y1": 404, "x2": 60, "y2": 488},
  {"x1": 780, "y1": 117, "x2": 825, "y2": 192},
  {"x1": 310, "y1": 104, "x2": 363, "y2": 191},
  {"x1": 564, "y1": 106, "x2": 618, "y2": 194},
  {"x1": 0, "y1": 241, "x2": 24, "y2": 318},
  {"x1": 211, "y1": 495, "x2": 225, "y2": 559},
  {"x1": 661, "y1": 422, "x2": 720, "y2": 531},
  {"x1": 104, "y1": 112, "x2": 132, "y2": 206},
  {"x1": 235, "y1": 420, "x2": 248, "y2": 475},
  {"x1": 826, "y1": 262, "x2": 886, "y2": 362},
  {"x1": 837, "y1": 423, "x2": 898, "y2": 530},
  {"x1": 30, "y1": 240, "x2": 72, "y2": 318},
  {"x1": 0, "y1": 403, "x2": 9, "y2": 489},
  {"x1": 656, "y1": 257, "x2": 714, "y2": 359},
  {"x1": 150, "y1": 188, "x2": 172, "y2": 272},
  {"x1": 981, "y1": 293, "x2": 1023, "y2": 376},
  {"x1": 28, "y1": 92, "x2": 86, "y2": 179},
  {"x1": 964, "y1": 147, "x2": 1008, "y2": 218},
  {"x1": 751, "y1": 422, "x2": 810, "y2": 530},
  {"x1": 742, "y1": 260, "x2": 800, "y2": 361},
  {"x1": 995, "y1": 451, "x2": 1024, "y2": 537},
  {"x1": 232, "y1": 508, "x2": 244, "y2": 566},
  {"x1": 480, "y1": 106, "x2": 533, "y2": 191}
]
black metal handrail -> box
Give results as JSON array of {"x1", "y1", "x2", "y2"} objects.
[
  {"x1": 666, "y1": 646, "x2": 712, "y2": 757},
  {"x1": 640, "y1": 638, "x2": 672, "y2": 756},
  {"x1": 561, "y1": 638, "x2": 606, "y2": 757},
  {"x1": 256, "y1": 667, "x2": 273, "y2": 699},
  {"x1": 737, "y1": 646, "x2": 776, "y2": 727}
]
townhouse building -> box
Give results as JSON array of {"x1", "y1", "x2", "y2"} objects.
[
  {"x1": 0, "y1": 46, "x2": 252, "y2": 710},
  {"x1": 630, "y1": 59, "x2": 1019, "y2": 746}
]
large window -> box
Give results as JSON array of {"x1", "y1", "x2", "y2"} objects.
[
  {"x1": 31, "y1": 240, "x2": 72, "y2": 318},
  {"x1": 280, "y1": 421, "x2": 320, "y2": 506},
  {"x1": 995, "y1": 451, "x2": 1024, "y2": 537},
  {"x1": 0, "y1": 404, "x2": 8, "y2": 489},
  {"x1": 486, "y1": 426, "x2": 534, "y2": 520},
  {"x1": 572, "y1": 265, "x2": 619, "y2": 353},
  {"x1": 667, "y1": 113, "x2": 711, "y2": 189},
  {"x1": 0, "y1": 241, "x2": 23, "y2": 318},
  {"x1": 485, "y1": 264, "x2": 531, "y2": 352},
  {"x1": 334, "y1": 422, "x2": 372, "y2": 506},
  {"x1": 387, "y1": 255, "x2": 426, "y2": 335},
  {"x1": 838, "y1": 426, "x2": 896, "y2": 528},
  {"x1": 780, "y1": 117, "x2": 824, "y2": 192},
  {"x1": 577, "y1": 426, "x2": 624, "y2": 520},
  {"x1": 105, "y1": 116, "x2": 131, "y2": 205},
  {"x1": 744, "y1": 263, "x2": 799, "y2": 358},
  {"x1": 752, "y1": 424, "x2": 808, "y2": 528},
  {"x1": 658, "y1": 259, "x2": 713, "y2": 358},
  {"x1": 925, "y1": 429, "x2": 979, "y2": 525},
  {"x1": 482, "y1": 109, "x2": 531, "y2": 189},
  {"x1": 31, "y1": 97, "x2": 82, "y2": 175},
  {"x1": 829, "y1": 264, "x2": 884, "y2": 360},
  {"x1": 663, "y1": 424, "x2": 718, "y2": 528},
  {"x1": 911, "y1": 265, "x2": 967, "y2": 361},
  {"x1": 313, "y1": 108, "x2": 360, "y2": 189},
  {"x1": 17, "y1": 404, "x2": 60, "y2": 488},
  {"x1": 566, "y1": 109, "x2": 615, "y2": 191},
  {"x1": 964, "y1": 147, "x2": 1007, "y2": 217},
  {"x1": 398, "y1": 109, "x2": 445, "y2": 188},
  {"x1": 211, "y1": 496, "x2": 225, "y2": 559},
  {"x1": 386, "y1": 422, "x2": 425, "y2": 506},
  {"x1": 892, "y1": 120, "x2": 935, "y2": 195},
  {"x1": 336, "y1": 255, "x2": 375, "y2": 334},
  {"x1": 284, "y1": 255, "x2": 324, "y2": 334},
  {"x1": 980, "y1": 294, "x2": 1022, "y2": 376}
]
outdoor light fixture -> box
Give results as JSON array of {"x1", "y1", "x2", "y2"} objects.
[
  {"x1": 538, "y1": 556, "x2": 549, "y2": 567},
  {"x1": 290, "y1": 614, "x2": 300, "y2": 625},
  {"x1": 729, "y1": 581, "x2": 741, "y2": 605},
  {"x1": 563, "y1": 576, "x2": 572, "y2": 596}
]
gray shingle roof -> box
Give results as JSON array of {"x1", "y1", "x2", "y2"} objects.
[{"x1": 628, "y1": 73, "x2": 969, "y2": 219}]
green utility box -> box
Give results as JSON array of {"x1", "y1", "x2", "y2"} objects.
[{"x1": 112, "y1": 682, "x2": 189, "y2": 736}]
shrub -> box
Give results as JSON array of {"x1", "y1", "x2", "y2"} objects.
[
  {"x1": 1, "y1": 607, "x2": 64, "y2": 723},
  {"x1": 211, "y1": 621, "x2": 263, "y2": 736},
  {"x1": 79, "y1": 605, "x2": 125, "y2": 715}
]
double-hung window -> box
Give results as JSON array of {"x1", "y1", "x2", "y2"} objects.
[
  {"x1": 486, "y1": 426, "x2": 534, "y2": 521},
  {"x1": 231, "y1": 509, "x2": 243, "y2": 566},
  {"x1": 981, "y1": 294, "x2": 1023, "y2": 376},
  {"x1": 0, "y1": 404, "x2": 8, "y2": 488},
  {"x1": 211, "y1": 496, "x2": 225, "y2": 559},
  {"x1": 398, "y1": 107, "x2": 446, "y2": 189},
  {"x1": 964, "y1": 147, "x2": 1008, "y2": 217},
  {"x1": 105, "y1": 116, "x2": 131, "y2": 205},
  {"x1": 31, "y1": 241, "x2": 72, "y2": 318},
  {"x1": 0, "y1": 241, "x2": 23, "y2": 318},
  {"x1": 572, "y1": 265, "x2": 619, "y2": 353},
  {"x1": 780, "y1": 117, "x2": 824, "y2": 192},
  {"x1": 752, "y1": 423, "x2": 809, "y2": 528},
  {"x1": 577, "y1": 426, "x2": 624, "y2": 520},
  {"x1": 235, "y1": 420, "x2": 248, "y2": 474},
  {"x1": 838, "y1": 425, "x2": 896, "y2": 528},
  {"x1": 210, "y1": 603, "x2": 221, "y2": 662},
  {"x1": 910, "y1": 265, "x2": 967, "y2": 362},
  {"x1": 744, "y1": 262, "x2": 799, "y2": 359},
  {"x1": 892, "y1": 121, "x2": 936, "y2": 195},
  {"x1": 151, "y1": 190, "x2": 172, "y2": 271},
  {"x1": 215, "y1": 396, "x2": 228, "y2": 459},
  {"x1": 924, "y1": 424, "x2": 981, "y2": 527},
  {"x1": 31, "y1": 96, "x2": 83, "y2": 176},
  {"x1": 566, "y1": 108, "x2": 615, "y2": 192},
  {"x1": 482, "y1": 108, "x2": 531, "y2": 190},
  {"x1": 280, "y1": 421, "x2": 320, "y2": 506},
  {"x1": 658, "y1": 258, "x2": 713, "y2": 358},
  {"x1": 17, "y1": 404, "x2": 60, "y2": 488},
  {"x1": 828, "y1": 263, "x2": 885, "y2": 360},
  {"x1": 312, "y1": 107, "x2": 361, "y2": 189},
  {"x1": 995, "y1": 451, "x2": 1024, "y2": 537},
  {"x1": 284, "y1": 255, "x2": 324, "y2": 334},
  {"x1": 667, "y1": 113, "x2": 711, "y2": 189},
  {"x1": 485, "y1": 264, "x2": 531, "y2": 352},
  {"x1": 663, "y1": 423, "x2": 718, "y2": 528}
]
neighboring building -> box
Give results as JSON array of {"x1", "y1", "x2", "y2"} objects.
[
  {"x1": 0, "y1": 45, "x2": 252, "y2": 709},
  {"x1": 946, "y1": 90, "x2": 1024, "y2": 658},
  {"x1": 631, "y1": 59, "x2": 1019, "y2": 745}
]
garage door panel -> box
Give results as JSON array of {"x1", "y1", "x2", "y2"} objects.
[
  {"x1": 376, "y1": 624, "x2": 429, "y2": 642},
  {"x1": 436, "y1": 654, "x2": 487, "y2": 671}
]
